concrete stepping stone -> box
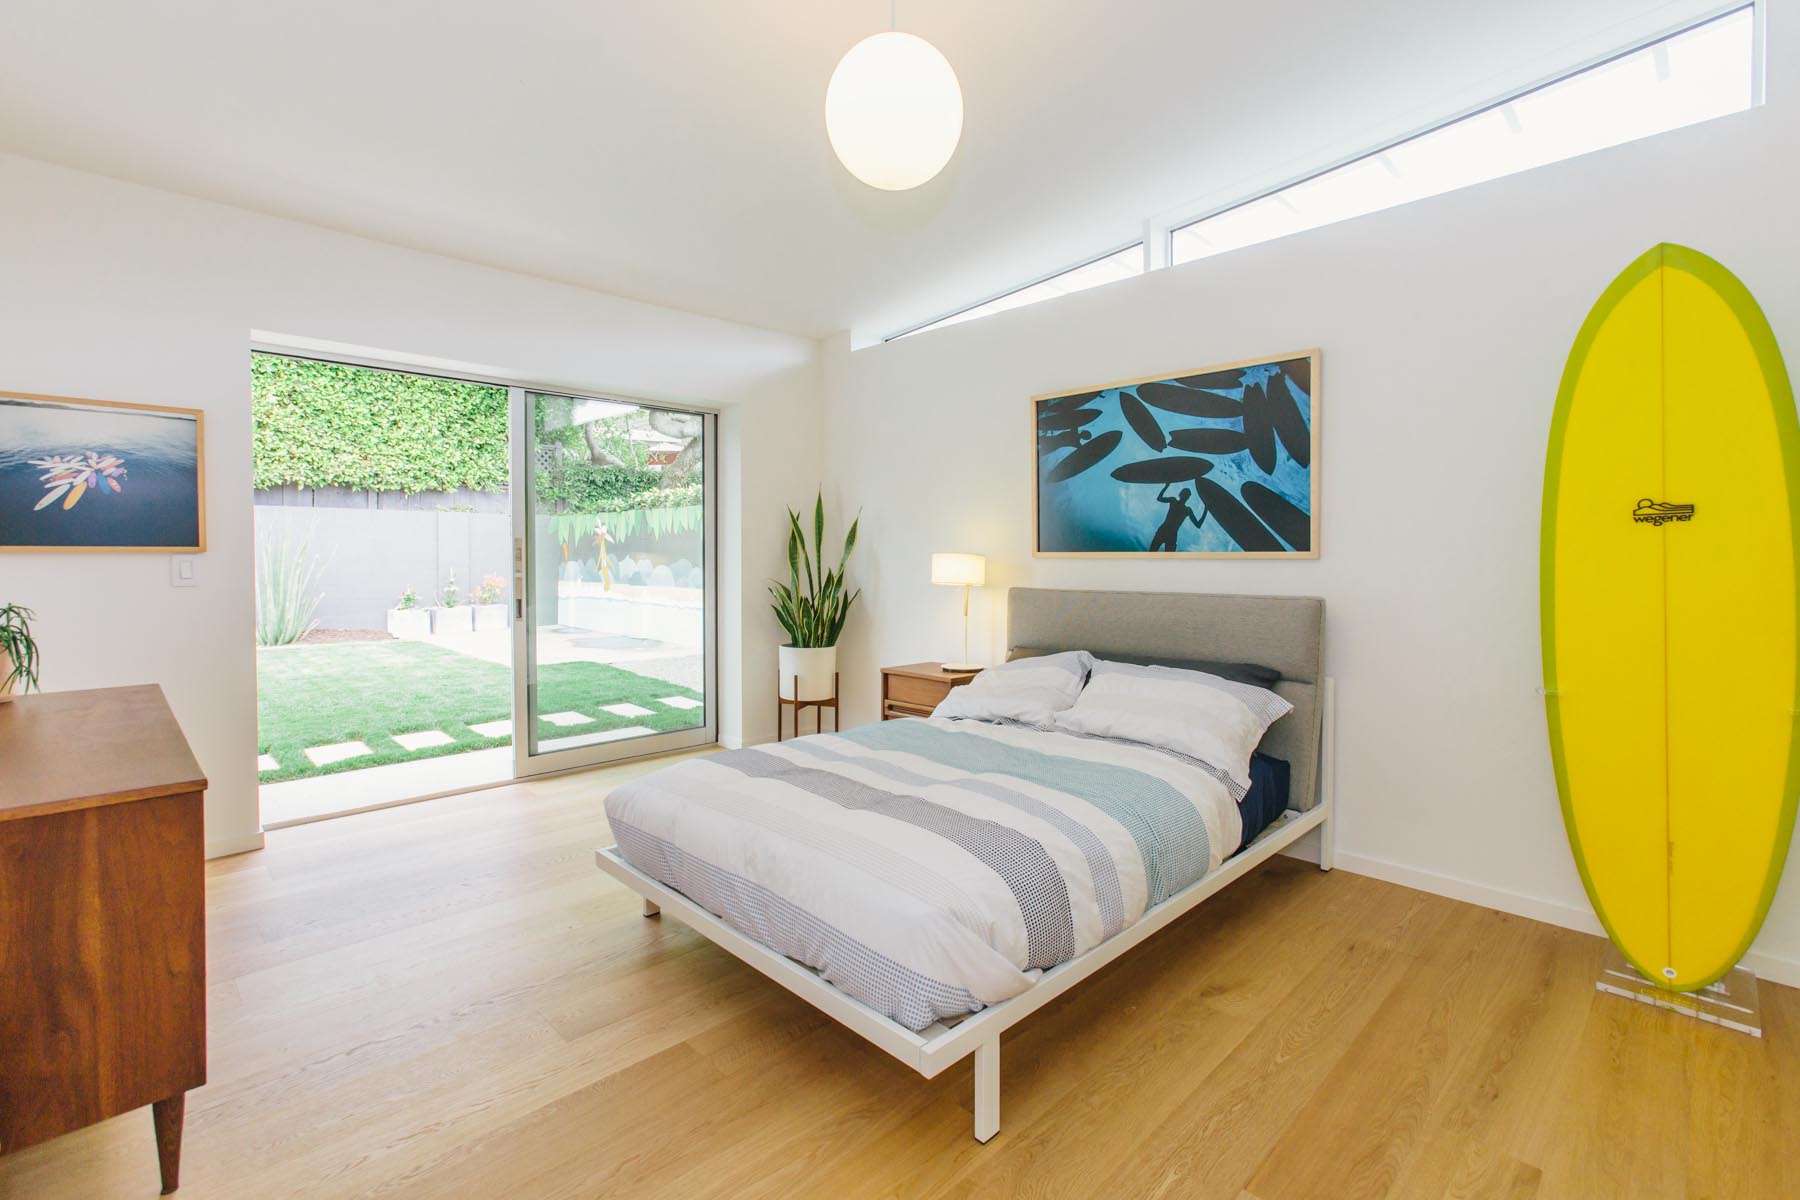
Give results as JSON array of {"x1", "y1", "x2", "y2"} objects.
[
  {"x1": 468, "y1": 719, "x2": 512, "y2": 739},
  {"x1": 392, "y1": 730, "x2": 454, "y2": 752},
  {"x1": 603, "y1": 703, "x2": 655, "y2": 718},
  {"x1": 540, "y1": 710, "x2": 595, "y2": 727},
  {"x1": 657, "y1": 696, "x2": 704, "y2": 710},
  {"x1": 305, "y1": 740, "x2": 373, "y2": 767},
  {"x1": 257, "y1": 754, "x2": 280, "y2": 773}
]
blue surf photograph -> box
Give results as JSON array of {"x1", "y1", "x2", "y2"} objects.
[
  {"x1": 1033, "y1": 351, "x2": 1319, "y2": 558},
  {"x1": 0, "y1": 392, "x2": 206, "y2": 551}
]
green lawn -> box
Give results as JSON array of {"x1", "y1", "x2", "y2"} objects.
[{"x1": 257, "y1": 640, "x2": 703, "y2": 782}]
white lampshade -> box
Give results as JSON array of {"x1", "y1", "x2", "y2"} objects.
[
  {"x1": 930, "y1": 552, "x2": 986, "y2": 587},
  {"x1": 825, "y1": 32, "x2": 963, "y2": 191}
]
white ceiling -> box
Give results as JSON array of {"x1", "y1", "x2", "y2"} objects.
[{"x1": 0, "y1": 1, "x2": 1723, "y2": 341}]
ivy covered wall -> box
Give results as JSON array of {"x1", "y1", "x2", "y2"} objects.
[
  {"x1": 252, "y1": 355, "x2": 703, "y2": 513},
  {"x1": 252, "y1": 354, "x2": 510, "y2": 494}
]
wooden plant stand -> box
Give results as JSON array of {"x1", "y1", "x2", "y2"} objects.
[{"x1": 777, "y1": 672, "x2": 839, "y2": 741}]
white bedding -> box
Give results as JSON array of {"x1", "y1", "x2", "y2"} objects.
[{"x1": 604, "y1": 717, "x2": 1239, "y2": 1031}]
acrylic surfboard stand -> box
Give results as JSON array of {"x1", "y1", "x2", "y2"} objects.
[{"x1": 1594, "y1": 944, "x2": 1762, "y2": 1037}]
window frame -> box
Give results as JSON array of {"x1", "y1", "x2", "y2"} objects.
[
  {"x1": 878, "y1": 3, "x2": 1762, "y2": 345},
  {"x1": 885, "y1": 239, "x2": 1146, "y2": 342},
  {"x1": 1160, "y1": 3, "x2": 1761, "y2": 267}
]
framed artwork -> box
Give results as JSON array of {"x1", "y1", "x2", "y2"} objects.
[
  {"x1": 0, "y1": 390, "x2": 206, "y2": 552},
  {"x1": 1033, "y1": 350, "x2": 1319, "y2": 558}
]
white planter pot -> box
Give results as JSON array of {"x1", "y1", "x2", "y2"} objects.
[
  {"x1": 778, "y1": 645, "x2": 838, "y2": 702},
  {"x1": 386, "y1": 608, "x2": 431, "y2": 639},
  {"x1": 473, "y1": 603, "x2": 508, "y2": 632},
  {"x1": 430, "y1": 606, "x2": 473, "y2": 634}
]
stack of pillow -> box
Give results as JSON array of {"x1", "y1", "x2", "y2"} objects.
[{"x1": 932, "y1": 648, "x2": 1294, "y2": 850}]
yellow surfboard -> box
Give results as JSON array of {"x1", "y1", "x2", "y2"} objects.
[{"x1": 1543, "y1": 243, "x2": 1800, "y2": 992}]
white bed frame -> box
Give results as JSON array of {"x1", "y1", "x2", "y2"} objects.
[{"x1": 593, "y1": 677, "x2": 1336, "y2": 1143}]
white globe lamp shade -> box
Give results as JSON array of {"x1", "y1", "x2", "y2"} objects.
[{"x1": 826, "y1": 32, "x2": 963, "y2": 191}]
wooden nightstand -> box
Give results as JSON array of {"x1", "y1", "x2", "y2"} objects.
[{"x1": 881, "y1": 662, "x2": 980, "y2": 720}]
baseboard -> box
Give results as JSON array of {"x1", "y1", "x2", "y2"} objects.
[
  {"x1": 207, "y1": 830, "x2": 266, "y2": 860},
  {"x1": 1334, "y1": 848, "x2": 1800, "y2": 990}
]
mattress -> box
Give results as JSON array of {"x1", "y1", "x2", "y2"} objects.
[
  {"x1": 604, "y1": 717, "x2": 1240, "y2": 1031},
  {"x1": 1238, "y1": 751, "x2": 1291, "y2": 853}
]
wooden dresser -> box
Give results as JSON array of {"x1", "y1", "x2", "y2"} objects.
[
  {"x1": 879, "y1": 661, "x2": 980, "y2": 720},
  {"x1": 0, "y1": 685, "x2": 208, "y2": 1195}
]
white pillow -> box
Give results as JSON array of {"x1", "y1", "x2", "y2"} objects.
[
  {"x1": 1051, "y1": 658, "x2": 1292, "y2": 790},
  {"x1": 932, "y1": 651, "x2": 1093, "y2": 726}
]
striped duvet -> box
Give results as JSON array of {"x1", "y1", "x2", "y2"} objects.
[{"x1": 604, "y1": 718, "x2": 1240, "y2": 1031}]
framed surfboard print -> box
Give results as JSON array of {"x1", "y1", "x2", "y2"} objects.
[
  {"x1": 0, "y1": 390, "x2": 207, "y2": 553},
  {"x1": 1032, "y1": 350, "x2": 1319, "y2": 558}
]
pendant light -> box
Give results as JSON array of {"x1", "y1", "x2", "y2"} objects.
[{"x1": 825, "y1": 5, "x2": 963, "y2": 191}]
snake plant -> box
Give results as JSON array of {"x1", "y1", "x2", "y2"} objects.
[{"x1": 769, "y1": 492, "x2": 860, "y2": 647}]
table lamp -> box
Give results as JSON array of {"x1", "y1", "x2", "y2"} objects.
[{"x1": 930, "y1": 552, "x2": 986, "y2": 672}]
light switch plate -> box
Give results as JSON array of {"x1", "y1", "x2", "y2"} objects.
[{"x1": 170, "y1": 555, "x2": 198, "y2": 587}]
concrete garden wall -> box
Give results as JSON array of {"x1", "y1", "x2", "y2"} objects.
[
  {"x1": 255, "y1": 505, "x2": 511, "y2": 630},
  {"x1": 256, "y1": 502, "x2": 707, "y2": 633},
  {"x1": 255, "y1": 484, "x2": 508, "y2": 513}
]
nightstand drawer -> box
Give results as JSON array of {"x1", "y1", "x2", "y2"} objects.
[
  {"x1": 879, "y1": 662, "x2": 980, "y2": 720},
  {"x1": 886, "y1": 673, "x2": 954, "y2": 710},
  {"x1": 882, "y1": 698, "x2": 938, "y2": 720}
]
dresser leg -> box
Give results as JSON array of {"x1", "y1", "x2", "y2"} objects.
[{"x1": 153, "y1": 1093, "x2": 185, "y2": 1194}]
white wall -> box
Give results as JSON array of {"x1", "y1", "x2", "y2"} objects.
[
  {"x1": 821, "y1": 21, "x2": 1800, "y2": 985},
  {"x1": 0, "y1": 152, "x2": 820, "y2": 858}
]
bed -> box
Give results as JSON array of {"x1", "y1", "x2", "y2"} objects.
[{"x1": 594, "y1": 587, "x2": 1333, "y2": 1142}]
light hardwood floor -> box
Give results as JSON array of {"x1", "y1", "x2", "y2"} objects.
[{"x1": 3, "y1": 752, "x2": 1796, "y2": 1200}]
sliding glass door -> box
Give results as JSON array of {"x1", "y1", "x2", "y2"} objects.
[{"x1": 510, "y1": 388, "x2": 716, "y2": 775}]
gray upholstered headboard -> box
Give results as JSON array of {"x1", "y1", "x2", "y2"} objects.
[{"x1": 1007, "y1": 588, "x2": 1326, "y2": 811}]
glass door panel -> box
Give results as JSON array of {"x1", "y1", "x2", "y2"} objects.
[{"x1": 510, "y1": 388, "x2": 716, "y2": 775}]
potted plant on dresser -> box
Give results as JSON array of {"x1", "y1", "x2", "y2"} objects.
[
  {"x1": 769, "y1": 492, "x2": 860, "y2": 703},
  {"x1": 0, "y1": 603, "x2": 41, "y2": 702}
]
